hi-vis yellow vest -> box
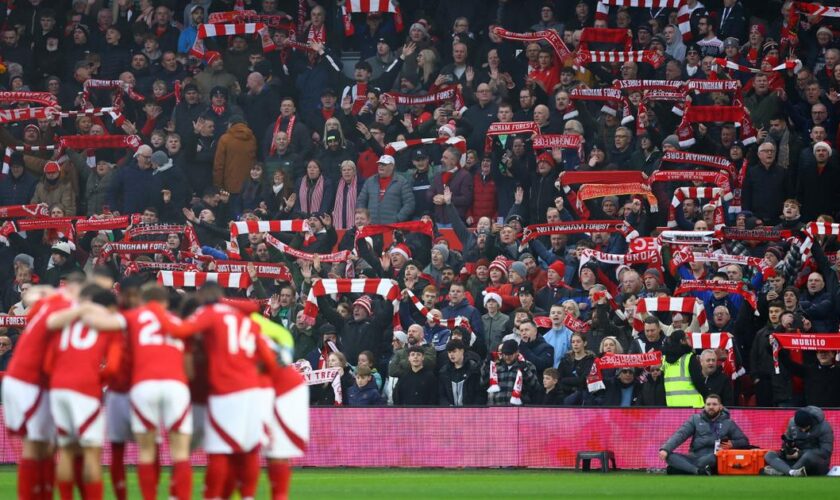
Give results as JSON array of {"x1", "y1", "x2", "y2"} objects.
[{"x1": 663, "y1": 352, "x2": 704, "y2": 408}]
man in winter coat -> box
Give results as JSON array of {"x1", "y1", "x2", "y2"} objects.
[
  {"x1": 150, "y1": 151, "x2": 191, "y2": 222},
  {"x1": 356, "y1": 155, "x2": 415, "y2": 223},
  {"x1": 659, "y1": 394, "x2": 749, "y2": 475},
  {"x1": 799, "y1": 272, "x2": 837, "y2": 333},
  {"x1": 517, "y1": 320, "x2": 554, "y2": 378},
  {"x1": 317, "y1": 295, "x2": 394, "y2": 370},
  {"x1": 106, "y1": 146, "x2": 157, "y2": 214},
  {"x1": 764, "y1": 406, "x2": 834, "y2": 476},
  {"x1": 0, "y1": 154, "x2": 37, "y2": 206},
  {"x1": 796, "y1": 141, "x2": 840, "y2": 221},
  {"x1": 438, "y1": 339, "x2": 484, "y2": 406},
  {"x1": 428, "y1": 147, "x2": 472, "y2": 225},
  {"x1": 741, "y1": 141, "x2": 790, "y2": 225},
  {"x1": 441, "y1": 282, "x2": 484, "y2": 339},
  {"x1": 699, "y1": 349, "x2": 734, "y2": 407},
  {"x1": 213, "y1": 116, "x2": 257, "y2": 195},
  {"x1": 528, "y1": 153, "x2": 560, "y2": 225},
  {"x1": 393, "y1": 346, "x2": 438, "y2": 405}
]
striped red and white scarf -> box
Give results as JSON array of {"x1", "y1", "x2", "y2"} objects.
[
  {"x1": 303, "y1": 278, "x2": 401, "y2": 331},
  {"x1": 586, "y1": 350, "x2": 662, "y2": 392},
  {"x1": 332, "y1": 175, "x2": 358, "y2": 230},
  {"x1": 614, "y1": 79, "x2": 686, "y2": 93},
  {"x1": 657, "y1": 230, "x2": 719, "y2": 247},
  {"x1": 795, "y1": 2, "x2": 840, "y2": 17},
  {"x1": 631, "y1": 296, "x2": 709, "y2": 336},
  {"x1": 75, "y1": 214, "x2": 142, "y2": 233},
  {"x1": 667, "y1": 187, "x2": 725, "y2": 229},
  {"x1": 157, "y1": 271, "x2": 252, "y2": 289},
  {"x1": 579, "y1": 247, "x2": 662, "y2": 268},
  {"x1": 0, "y1": 91, "x2": 58, "y2": 106},
  {"x1": 297, "y1": 175, "x2": 325, "y2": 215},
  {"x1": 383, "y1": 136, "x2": 466, "y2": 160},
  {"x1": 575, "y1": 50, "x2": 665, "y2": 68},
  {"x1": 190, "y1": 22, "x2": 275, "y2": 60},
  {"x1": 403, "y1": 289, "x2": 472, "y2": 330},
  {"x1": 230, "y1": 219, "x2": 309, "y2": 238},
  {"x1": 208, "y1": 9, "x2": 294, "y2": 29},
  {"x1": 688, "y1": 332, "x2": 745, "y2": 380},
  {"x1": 596, "y1": 2, "x2": 690, "y2": 40},
  {"x1": 689, "y1": 251, "x2": 776, "y2": 279},
  {"x1": 264, "y1": 233, "x2": 351, "y2": 263}
]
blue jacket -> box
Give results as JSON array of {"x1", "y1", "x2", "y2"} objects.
[
  {"x1": 0, "y1": 171, "x2": 37, "y2": 206},
  {"x1": 800, "y1": 289, "x2": 838, "y2": 333},
  {"x1": 347, "y1": 380, "x2": 384, "y2": 406},
  {"x1": 441, "y1": 299, "x2": 484, "y2": 337},
  {"x1": 518, "y1": 335, "x2": 555, "y2": 375},
  {"x1": 424, "y1": 325, "x2": 452, "y2": 352},
  {"x1": 543, "y1": 327, "x2": 572, "y2": 368},
  {"x1": 106, "y1": 161, "x2": 157, "y2": 214}
]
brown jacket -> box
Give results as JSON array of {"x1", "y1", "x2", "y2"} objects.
[{"x1": 213, "y1": 123, "x2": 257, "y2": 194}]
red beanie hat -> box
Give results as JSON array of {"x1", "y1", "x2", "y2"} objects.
[{"x1": 548, "y1": 261, "x2": 566, "y2": 280}]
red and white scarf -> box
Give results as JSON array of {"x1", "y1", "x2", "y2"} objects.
[
  {"x1": 688, "y1": 332, "x2": 745, "y2": 380},
  {"x1": 303, "y1": 278, "x2": 401, "y2": 330},
  {"x1": 332, "y1": 175, "x2": 358, "y2": 230},
  {"x1": 0, "y1": 204, "x2": 48, "y2": 219},
  {"x1": 674, "y1": 279, "x2": 758, "y2": 311},
  {"x1": 667, "y1": 187, "x2": 725, "y2": 229},
  {"x1": 492, "y1": 26, "x2": 573, "y2": 61},
  {"x1": 596, "y1": 2, "x2": 690, "y2": 40},
  {"x1": 631, "y1": 296, "x2": 709, "y2": 336},
  {"x1": 384, "y1": 136, "x2": 466, "y2": 162},
  {"x1": 564, "y1": 314, "x2": 590, "y2": 333},
  {"x1": 575, "y1": 50, "x2": 665, "y2": 68},
  {"x1": 269, "y1": 114, "x2": 296, "y2": 156},
  {"x1": 578, "y1": 182, "x2": 659, "y2": 212},
  {"x1": 98, "y1": 242, "x2": 175, "y2": 264},
  {"x1": 483, "y1": 121, "x2": 540, "y2": 153},
  {"x1": 578, "y1": 27, "x2": 633, "y2": 51},
  {"x1": 228, "y1": 219, "x2": 309, "y2": 259},
  {"x1": 75, "y1": 214, "x2": 142, "y2": 233},
  {"x1": 532, "y1": 134, "x2": 582, "y2": 151},
  {"x1": 798, "y1": 222, "x2": 840, "y2": 262},
  {"x1": 208, "y1": 9, "x2": 294, "y2": 29},
  {"x1": 579, "y1": 247, "x2": 662, "y2": 269},
  {"x1": 343, "y1": 0, "x2": 403, "y2": 36},
  {"x1": 403, "y1": 289, "x2": 472, "y2": 330},
  {"x1": 0, "y1": 315, "x2": 27, "y2": 328},
  {"x1": 0, "y1": 91, "x2": 58, "y2": 106},
  {"x1": 123, "y1": 261, "x2": 197, "y2": 276},
  {"x1": 190, "y1": 22, "x2": 275, "y2": 59},
  {"x1": 771, "y1": 333, "x2": 840, "y2": 374},
  {"x1": 658, "y1": 230, "x2": 719, "y2": 248},
  {"x1": 381, "y1": 85, "x2": 466, "y2": 114},
  {"x1": 81, "y1": 79, "x2": 145, "y2": 107},
  {"x1": 354, "y1": 220, "x2": 433, "y2": 242},
  {"x1": 794, "y1": 2, "x2": 840, "y2": 18},
  {"x1": 213, "y1": 260, "x2": 293, "y2": 282},
  {"x1": 263, "y1": 233, "x2": 351, "y2": 263},
  {"x1": 157, "y1": 271, "x2": 252, "y2": 289},
  {"x1": 659, "y1": 152, "x2": 736, "y2": 179},
  {"x1": 522, "y1": 220, "x2": 638, "y2": 244},
  {"x1": 677, "y1": 102, "x2": 756, "y2": 148},
  {"x1": 614, "y1": 79, "x2": 686, "y2": 93},
  {"x1": 0, "y1": 106, "x2": 59, "y2": 124},
  {"x1": 712, "y1": 57, "x2": 803, "y2": 75},
  {"x1": 586, "y1": 351, "x2": 662, "y2": 392},
  {"x1": 298, "y1": 175, "x2": 325, "y2": 215},
  {"x1": 124, "y1": 223, "x2": 199, "y2": 250}
]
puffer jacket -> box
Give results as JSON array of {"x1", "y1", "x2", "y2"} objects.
[
  {"x1": 356, "y1": 174, "x2": 415, "y2": 223},
  {"x1": 661, "y1": 409, "x2": 750, "y2": 456},
  {"x1": 469, "y1": 172, "x2": 496, "y2": 221},
  {"x1": 782, "y1": 406, "x2": 834, "y2": 459}
]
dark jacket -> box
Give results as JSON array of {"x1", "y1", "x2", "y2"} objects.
[
  {"x1": 518, "y1": 336, "x2": 555, "y2": 377},
  {"x1": 106, "y1": 161, "x2": 157, "y2": 214},
  {"x1": 639, "y1": 374, "x2": 666, "y2": 406},
  {"x1": 700, "y1": 368, "x2": 735, "y2": 407},
  {"x1": 741, "y1": 161, "x2": 790, "y2": 225},
  {"x1": 781, "y1": 352, "x2": 840, "y2": 408},
  {"x1": 441, "y1": 299, "x2": 484, "y2": 338},
  {"x1": 780, "y1": 406, "x2": 834, "y2": 459},
  {"x1": 428, "y1": 168, "x2": 473, "y2": 224},
  {"x1": 393, "y1": 367, "x2": 438, "y2": 405},
  {"x1": 795, "y1": 154, "x2": 840, "y2": 221},
  {"x1": 347, "y1": 380, "x2": 384, "y2": 406},
  {"x1": 317, "y1": 296, "x2": 394, "y2": 365},
  {"x1": 557, "y1": 353, "x2": 596, "y2": 398},
  {"x1": 600, "y1": 377, "x2": 642, "y2": 407},
  {"x1": 0, "y1": 171, "x2": 38, "y2": 206},
  {"x1": 660, "y1": 409, "x2": 749, "y2": 456},
  {"x1": 438, "y1": 357, "x2": 484, "y2": 406}
]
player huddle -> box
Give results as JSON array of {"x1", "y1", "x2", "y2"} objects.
[{"x1": 1, "y1": 272, "x2": 309, "y2": 500}]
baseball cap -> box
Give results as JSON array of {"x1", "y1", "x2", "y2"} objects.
[{"x1": 377, "y1": 155, "x2": 395, "y2": 165}]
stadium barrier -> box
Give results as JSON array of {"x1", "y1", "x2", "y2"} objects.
[{"x1": 2, "y1": 407, "x2": 840, "y2": 468}]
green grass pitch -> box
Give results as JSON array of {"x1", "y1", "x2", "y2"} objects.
[{"x1": 0, "y1": 466, "x2": 837, "y2": 498}]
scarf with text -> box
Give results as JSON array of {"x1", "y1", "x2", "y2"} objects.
[
  {"x1": 719, "y1": 227, "x2": 791, "y2": 242},
  {"x1": 483, "y1": 121, "x2": 540, "y2": 153},
  {"x1": 579, "y1": 246, "x2": 662, "y2": 269},
  {"x1": 157, "y1": 271, "x2": 252, "y2": 289},
  {"x1": 81, "y1": 79, "x2": 145, "y2": 108},
  {"x1": 0, "y1": 204, "x2": 48, "y2": 219},
  {"x1": 381, "y1": 85, "x2": 466, "y2": 113},
  {"x1": 213, "y1": 260, "x2": 293, "y2": 282},
  {"x1": 0, "y1": 91, "x2": 58, "y2": 106},
  {"x1": 631, "y1": 296, "x2": 709, "y2": 336},
  {"x1": 124, "y1": 223, "x2": 199, "y2": 251},
  {"x1": 794, "y1": 2, "x2": 840, "y2": 17},
  {"x1": 563, "y1": 314, "x2": 590, "y2": 333},
  {"x1": 648, "y1": 170, "x2": 732, "y2": 200},
  {"x1": 98, "y1": 242, "x2": 175, "y2": 264},
  {"x1": 532, "y1": 134, "x2": 583, "y2": 153},
  {"x1": 124, "y1": 261, "x2": 197, "y2": 276},
  {"x1": 0, "y1": 106, "x2": 58, "y2": 124},
  {"x1": 208, "y1": 9, "x2": 294, "y2": 29},
  {"x1": 355, "y1": 220, "x2": 433, "y2": 242},
  {"x1": 674, "y1": 279, "x2": 758, "y2": 311},
  {"x1": 0, "y1": 315, "x2": 27, "y2": 328},
  {"x1": 263, "y1": 233, "x2": 351, "y2": 263},
  {"x1": 75, "y1": 214, "x2": 142, "y2": 233},
  {"x1": 771, "y1": 333, "x2": 840, "y2": 374},
  {"x1": 587, "y1": 351, "x2": 663, "y2": 392},
  {"x1": 578, "y1": 182, "x2": 659, "y2": 212},
  {"x1": 303, "y1": 278, "x2": 401, "y2": 331},
  {"x1": 660, "y1": 152, "x2": 736, "y2": 180},
  {"x1": 492, "y1": 26, "x2": 573, "y2": 61},
  {"x1": 522, "y1": 220, "x2": 638, "y2": 244}
]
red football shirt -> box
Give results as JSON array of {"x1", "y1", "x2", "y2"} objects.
[
  {"x1": 120, "y1": 306, "x2": 187, "y2": 386},
  {"x1": 47, "y1": 320, "x2": 121, "y2": 398},
  {"x1": 6, "y1": 294, "x2": 71, "y2": 387},
  {"x1": 157, "y1": 303, "x2": 275, "y2": 395}
]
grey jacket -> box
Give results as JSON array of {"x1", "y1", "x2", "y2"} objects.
[
  {"x1": 782, "y1": 406, "x2": 834, "y2": 459},
  {"x1": 357, "y1": 174, "x2": 415, "y2": 224},
  {"x1": 482, "y1": 311, "x2": 510, "y2": 353},
  {"x1": 661, "y1": 409, "x2": 749, "y2": 456}
]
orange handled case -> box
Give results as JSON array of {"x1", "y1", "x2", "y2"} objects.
[{"x1": 716, "y1": 449, "x2": 771, "y2": 475}]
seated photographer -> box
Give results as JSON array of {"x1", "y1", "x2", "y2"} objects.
[{"x1": 764, "y1": 407, "x2": 834, "y2": 476}]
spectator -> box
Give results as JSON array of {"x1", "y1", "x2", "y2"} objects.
[
  {"x1": 393, "y1": 345, "x2": 438, "y2": 405},
  {"x1": 639, "y1": 365, "x2": 666, "y2": 406},
  {"x1": 0, "y1": 334, "x2": 12, "y2": 370},
  {"x1": 356, "y1": 155, "x2": 415, "y2": 223},
  {"x1": 347, "y1": 365, "x2": 384, "y2": 406},
  {"x1": 698, "y1": 349, "x2": 735, "y2": 407},
  {"x1": 438, "y1": 339, "x2": 483, "y2": 406},
  {"x1": 661, "y1": 331, "x2": 706, "y2": 408},
  {"x1": 0, "y1": 154, "x2": 38, "y2": 206},
  {"x1": 31, "y1": 162, "x2": 75, "y2": 216},
  {"x1": 482, "y1": 339, "x2": 540, "y2": 406},
  {"x1": 557, "y1": 333, "x2": 596, "y2": 405},
  {"x1": 536, "y1": 367, "x2": 563, "y2": 405}
]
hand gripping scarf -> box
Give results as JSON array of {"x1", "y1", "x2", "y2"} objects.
[
  {"x1": 667, "y1": 187, "x2": 725, "y2": 230},
  {"x1": 403, "y1": 289, "x2": 473, "y2": 330},
  {"x1": 190, "y1": 22, "x2": 276, "y2": 60},
  {"x1": 303, "y1": 279, "x2": 402, "y2": 331},
  {"x1": 381, "y1": 85, "x2": 466, "y2": 113},
  {"x1": 483, "y1": 121, "x2": 540, "y2": 153},
  {"x1": 579, "y1": 246, "x2": 662, "y2": 269},
  {"x1": 688, "y1": 332, "x2": 745, "y2": 380},
  {"x1": 522, "y1": 220, "x2": 638, "y2": 244},
  {"x1": 578, "y1": 182, "x2": 659, "y2": 212},
  {"x1": 263, "y1": 233, "x2": 351, "y2": 263},
  {"x1": 0, "y1": 204, "x2": 48, "y2": 219},
  {"x1": 213, "y1": 260, "x2": 293, "y2": 282},
  {"x1": 631, "y1": 296, "x2": 709, "y2": 336},
  {"x1": 384, "y1": 136, "x2": 466, "y2": 160},
  {"x1": 595, "y1": 1, "x2": 691, "y2": 41},
  {"x1": 354, "y1": 220, "x2": 433, "y2": 242},
  {"x1": 674, "y1": 279, "x2": 758, "y2": 312},
  {"x1": 492, "y1": 26, "x2": 573, "y2": 61},
  {"x1": 575, "y1": 49, "x2": 665, "y2": 69},
  {"x1": 770, "y1": 333, "x2": 840, "y2": 374},
  {"x1": 228, "y1": 219, "x2": 310, "y2": 258}
]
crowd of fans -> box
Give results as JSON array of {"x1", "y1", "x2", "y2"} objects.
[{"x1": 0, "y1": 0, "x2": 839, "y2": 408}]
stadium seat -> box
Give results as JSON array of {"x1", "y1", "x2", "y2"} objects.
[{"x1": 575, "y1": 451, "x2": 617, "y2": 472}]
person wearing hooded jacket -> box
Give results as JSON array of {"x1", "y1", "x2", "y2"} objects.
[
  {"x1": 764, "y1": 406, "x2": 834, "y2": 476},
  {"x1": 438, "y1": 339, "x2": 484, "y2": 406},
  {"x1": 661, "y1": 330, "x2": 707, "y2": 408},
  {"x1": 659, "y1": 394, "x2": 749, "y2": 475},
  {"x1": 213, "y1": 115, "x2": 258, "y2": 196}
]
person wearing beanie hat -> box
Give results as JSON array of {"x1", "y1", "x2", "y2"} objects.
[
  {"x1": 510, "y1": 261, "x2": 528, "y2": 282},
  {"x1": 662, "y1": 135, "x2": 680, "y2": 151},
  {"x1": 43, "y1": 241, "x2": 82, "y2": 286},
  {"x1": 488, "y1": 258, "x2": 510, "y2": 283},
  {"x1": 213, "y1": 106, "x2": 258, "y2": 194},
  {"x1": 763, "y1": 406, "x2": 834, "y2": 476},
  {"x1": 32, "y1": 159, "x2": 76, "y2": 215},
  {"x1": 425, "y1": 244, "x2": 451, "y2": 285},
  {"x1": 642, "y1": 268, "x2": 664, "y2": 294}
]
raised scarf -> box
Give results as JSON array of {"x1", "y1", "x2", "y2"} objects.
[
  {"x1": 631, "y1": 296, "x2": 709, "y2": 336},
  {"x1": 521, "y1": 220, "x2": 638, "y2": 244},
  {"x1": 492, "y1": 26, "x2": 573, "y2": 61},
  {"x1": 303, "y1": 278, "x2": 401, "y2": 331},
  {"x1": 586, "y1": 351, "x2": 662, "y2": 392},
  {"x1": 674, "y1": 279, "x2": 758, "y2": 311},
  {"x1": 483, "y1": 121, "x2": 540, "y2": 153},
  {"x1": 157, "y1": 271, "x2": 252, "y2": 289}
]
